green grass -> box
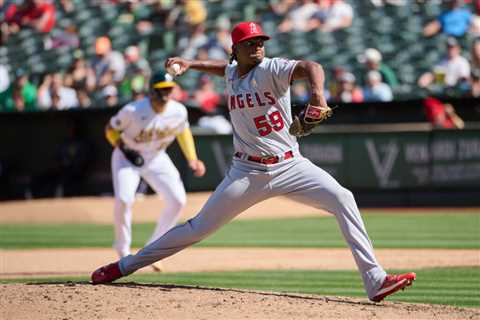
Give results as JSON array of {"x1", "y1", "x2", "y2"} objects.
[
  {"x1": 2, "y1": 268, "x2": 479, "y2": 308},
  {"x1": 1, "y1": 213, "x2": 479, "y2": 249}
]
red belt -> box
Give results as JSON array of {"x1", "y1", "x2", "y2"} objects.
[{"x1": 234, "y1": 151, "x2": 294, "y2": 165}]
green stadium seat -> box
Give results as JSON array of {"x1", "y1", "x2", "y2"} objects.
[
  {"x1": 30, "y1": 62, "x2": 47, "y2": 74},
  {"x1": 99, "y1": 3, "x2": 119, "y2": 22}
]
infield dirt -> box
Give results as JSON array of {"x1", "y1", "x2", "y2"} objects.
[
  {"x1": 1, "y1": 195, "x2": 479, "y2": 319},
  {"x1": 1, "y1": 283, "x2": 479, "y2": 320}
]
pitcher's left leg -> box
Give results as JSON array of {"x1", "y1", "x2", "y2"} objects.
[{"x1": 282, "y1": 159, "x2": 386, "y2": 299}]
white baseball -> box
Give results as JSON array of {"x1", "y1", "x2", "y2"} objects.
[{"x1": 167, "y1": 63, "x2": 181, "y2": 76}]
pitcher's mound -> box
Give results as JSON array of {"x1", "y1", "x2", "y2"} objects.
[{"x1": 1, "y1": 283, "x2": 478, "y2": 320}]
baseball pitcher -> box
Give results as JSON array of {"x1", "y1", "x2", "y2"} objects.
[
  {"x1": 104, "y1": 71, "x2": 206, "y2": 271},
  {"x1": 92, "y1": 22, "x2": 415, "y2": 302}
]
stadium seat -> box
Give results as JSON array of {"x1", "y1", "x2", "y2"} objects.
[{"x1": 1, "y1": 0, "x2": 472, "y2": 101}]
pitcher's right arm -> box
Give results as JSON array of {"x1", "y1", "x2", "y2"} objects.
[{"x1": 165, "y1": 57, "x2": 228, "y2": 77}]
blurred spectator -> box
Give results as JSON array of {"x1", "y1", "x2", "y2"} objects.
[
  {"x1": 120, "y1": 45, "x2": 151, "y2": 101},
  {"x1": 58, "y1": 0, "x2": 74, "y2": 14},
  {"x1": 418, "y1": 37, "x2": 470, "y2": 89},
  {"x1": 132, "y1": 1, "x2": 174, "y2": 33},
  {"x1": 192, "y1": 75, "x2": 221, "y2": 114},
  {"x1": 165, "y1": 0, "x2": 207, "y2": 30},
  {"x1": 370, "y1": 0, "x2": 406, "y2": 6},
  {"x1": 182, "y1": 0, "x2": 207, "y2": 25},
  {"x1": 4, "y1": 0, "x2": 56, "y2": 34},
  {"x1": 470, "y1": 36, "x2": 480, "y2": 73},
  {"x1": 192, "y1": 74, "x2": 232, "y2": 134},
  {"x1": 64, "y1": 52, "x2": 95, "y2": 108},
  {"x1": 37, "y1": 72, "x2": 78, "y2": 110},
  {"x1": 130, "y1": 81, "x2": 147, "y2": 101},
  {"x1": 278, "y1": 0, "x2": 319, "y2": 33},
  {"x1": 415, "y1": 0, "x2": 442, "y2": 3},
  {"x1": 423, "y1": 0, "x2": 472, "y2": 38},
  {"x1": 0, "y1": 68, "x2": 37, "y2": 112},
  {"x1": 423, "y1": 96, "x2": 465, "y2": 129},
  {"x1": 326, "y1": 0, "x2": 354, "y2": 31},
  {"x1": 116, "y1": 0, "x2": 155, "y2": 36},
  {"x1": 362, "y1": 70, "x2": 393, "y2": 102},
  {"x1": 0, "y1": 64, "x2": 9, "y2": 93},
  {"x1": 124, "y1": 45, "x2": 150, "y2": 77},
  {"x1": 177, "y1": 22, "x2": 208, "y2": 60},
  {"x1": 470, "y1": 0, "x2": 480, "y2": 36},
  {"x1": 269, "y1": 0, "x2": 296, "y2": 17},
  {"x1": 359, "y1": 48, "x2": 398, "y2": 88},
  {"x1": 307, "y1": 0, "x2": 353, "y2": 33},
  {"x1": 120, "y1": 73, "x2": 147, "y2": 101},
  {"x1": 164, "y1": 0, "x2": 207, "y2": 56},
  {"x1": 195, "y1": 47, "x2": 210, "y2": 61},
  {"x1": 44, "y1": 22, "x2": 79, "y2": 50},
  {"x1": 470, "y1": 69, "x2": 480, "y2": 96},
  {"x1": 292, "y1": 81, "x2": 311, "y2": 104},
  {"x1": 171, "y1": 84, "x2": 189, "y2": 103},
  {"x1": 0, "y1": 0, "x2": 12, "y2": 17},
  {"x1": 331, "y1": 72, "x2": 364, "y2": 103},
  {"x1": 328, "y1": 66, "x2": 347, "y2": 100},
  {"x1": 305, "y1": 0, "x2": 331, "y2": 32},
  {"x1": 469, "y1": 37, "x2": 480, "y2": 96},
  {"x1": 0, "y1": 0, "x2": 13, "y2": 44},
  {"x1": 201, "y1": 16, "x2": 232, "y2": 60},
  {"x1": 101, "y1": 85, "x2": 119, "y2": 107},
  {"x1": 89, "y1": 36, "x2": 126, "y2": 89},
  {"x1": 116, "y1": 0, "x2": 142, "y2": 26}
]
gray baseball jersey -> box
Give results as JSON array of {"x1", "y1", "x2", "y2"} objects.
[
  {"x1": 118, "y1": 57, "x2": 388, "y2": 300},
  {"x1": 225, "y1": 57, "x2": 299, "y2": 157}
]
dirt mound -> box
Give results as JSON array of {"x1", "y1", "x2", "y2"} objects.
[{"x1": 1, "y1": 283, "x2": 478, "y2": 320}]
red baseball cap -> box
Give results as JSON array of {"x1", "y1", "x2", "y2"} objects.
[{"x1": 231, "y1": 22, "x2": 270, "y2": 45}]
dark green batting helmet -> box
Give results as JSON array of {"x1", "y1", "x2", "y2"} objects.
[{"x1": 149, "y1": 71, "x2": 176, "y2": 90}]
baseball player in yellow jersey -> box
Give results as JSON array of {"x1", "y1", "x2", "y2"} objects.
[
  {"x1": 93, "y1": 22, "x2": 415, "y2": 302},
  {"x1": 105, "y1": 70, "x2": 205, "y2": 271}
]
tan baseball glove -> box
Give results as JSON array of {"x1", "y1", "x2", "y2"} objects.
[{"x1": 289, "y1": 104, "x2": 333, "y2": 137}]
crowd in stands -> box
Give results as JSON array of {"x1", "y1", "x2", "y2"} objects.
[{"x1": 0, "y1": 0, "x2": 479, "y2": 130}]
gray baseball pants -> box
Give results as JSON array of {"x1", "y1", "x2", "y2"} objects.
[{"x1": 119, "y1": 156, "x2": 386, "y2": 299}]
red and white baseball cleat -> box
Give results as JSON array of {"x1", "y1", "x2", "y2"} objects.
[
  {"x1": 370, "y1": 272, "x2": 416, "y2": 302},
  {"x1": 91, "y1": 262, "x2": 123, "y2": 284}
]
